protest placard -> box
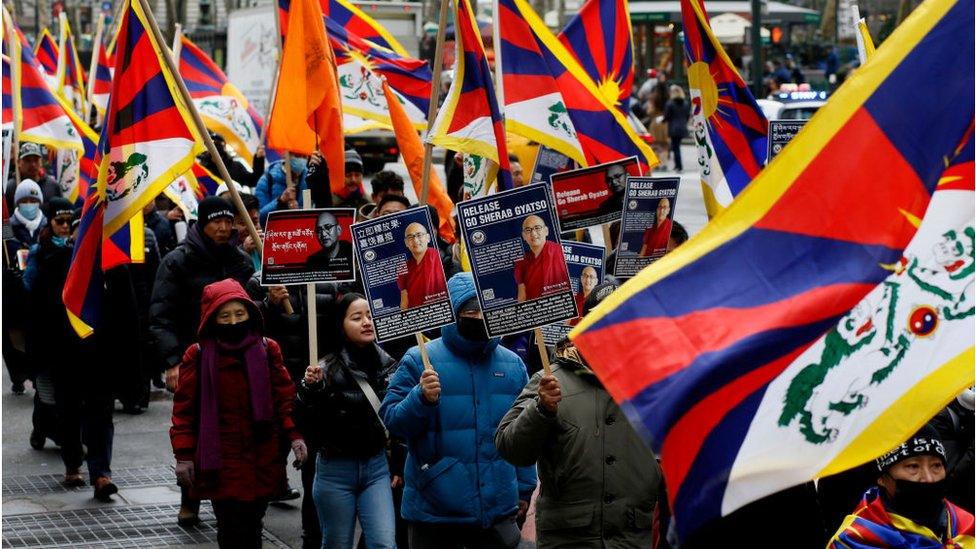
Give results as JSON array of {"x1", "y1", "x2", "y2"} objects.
[
  {"x1": 351, "y1": 208, "x2": 455, "y2": 342},
  {"x1": 614, "y1": 176, "x2": 680, "y2": 278},
  {"x1": 767, "y1": 120, "x2": 808, "y2": 163},
  {"x1": 457, "y1": 185, "x2": 577, "y2": 337},
  {"x1": 550, "y1": 156, "x2": 641, "y2": 231},
  {"x1": 260, "y1": 208, "x2": 356, "y2": 285},
  {"x1": 540, "y1": 241, "x2": 604, "y2": 345},
  {"x1": 529, "y1": 145, "x2": 579, "y2": 186}
]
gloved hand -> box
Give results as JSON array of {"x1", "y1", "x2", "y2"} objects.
[
  {"x1": 175, "y1": 460, "x2": 194, "y2": 488},
  {"x1": 291, "y1": 439, "x2": 308, "y2": 469}
]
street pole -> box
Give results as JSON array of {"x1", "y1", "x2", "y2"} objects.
[{"x1": 750, "y1": 0, "x2": 763, "y2": 98}]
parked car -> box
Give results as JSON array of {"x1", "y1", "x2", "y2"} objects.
[{"x1": 759, "y1": 90, "x2": 828, "y2": 121}]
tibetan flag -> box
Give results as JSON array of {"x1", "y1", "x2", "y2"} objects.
[
  {"x1": 62, "y1": 191, "x2": 106, "y2": 338},
  {"x1": 557, "y1": 0, "x2": 635, "y2": 115},
  {"x1": 278, "y1": 0, "x2": 409, "y2": 56},
  {"x1": 90, "y1": 41, "x2": 113, "y2": 118},
  {"x1": 428, "y1": 0, "x2": 512, "y2": 191},
  {"x1": 497, "y1": 0, "x2": 656, "y2": 171},
  {"x1": 8, "y1": 39, "x2": 83, "y2": 153},
  {"x1": 1, "y1": 56, "x2": 11, "y2": 130},
  {"x1": 64, "y1": 0, "x2": 205, "y2": 337},
  {"x1": 56, "y1": 15, "x2": 87, "y2": 116},
  {"x1": 267, "y1": 0, "x2": 344, "y2": 195},
  {"x1": 681, "y1": 0, "x2": 767, "y2": 218},
  {"x1": 383, "y1": 79, "x2": 455, "y2": 243},
  {"x1": 96, "y1": 0, "x2": 204, "y2": 238},
  {"x1": 33, "y1": 28, "x2": 58, "y2": 76},
  {"x1": 323, "y1": 0, "x2": 409, "y2": 56},
  {"x1": 55, "y1": 92, "x2": 100, "y2": 204},
  {"x1": 327, "y1": 17, "x2": 431, "y2": 123},
  {"x1": 185, "y1": 161, "x2": 224, "y2": 197},
  {"x1": 164, "y1": 174, "x2": 203, "y2": 220},
  {"x1": 570, "y1": 0, "x2": 974, "y2": 541},
  {"x1": 179, "y1": 35, "x2": 264, "y2": 166}
]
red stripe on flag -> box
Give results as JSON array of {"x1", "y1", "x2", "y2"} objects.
[
  {"x1": 659, "y1": 344, "x2": 809, "y2": 505},
  {"x1": 114, "y1": 107, "x2": 198, "y2": 143},
  {"x1": 502, "y1": 75, "x2": 565, "y2": 103},
  {"x1": 755, "y1": 108, "x2": 929, "y2": 249},
  {"x1": 113, "y1": 37, "x2": 163, "y2": 107},
  {"x1": 498, "y1": 4, "x2": 543, "y2": 54},
  {"x1": 446, "y1": 88, "x2": 491, "y2": 134}
]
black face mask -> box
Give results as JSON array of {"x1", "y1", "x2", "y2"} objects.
[
  {"x1": 213, "y1": 322, "x2": 250, "y2": 343},
  {"x1": 457, "y1": 316, "x2": 489, "y2": 341},
  {"x1": 889, "y1": 478, "x2": 948, "y2": 526}
]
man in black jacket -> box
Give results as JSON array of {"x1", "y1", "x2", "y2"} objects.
[
  {"x1": 4, "y1": 142, "x2": 62, "y2": 210},
  {"x1": 149, "y1": 196, "x2": 254, "y2": 526}
]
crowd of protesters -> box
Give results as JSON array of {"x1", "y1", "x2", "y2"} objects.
[{"x1": 3, "y1": 128, "x2": 973, "y2": 549}]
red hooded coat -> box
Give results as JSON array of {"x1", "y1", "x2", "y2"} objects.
[{"x1": 169, "y1": 278, "x2": 300, "y2": 501}]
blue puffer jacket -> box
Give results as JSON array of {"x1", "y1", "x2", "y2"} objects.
[
  {"x1": 381, "y1": 272, "x2": 537, "y2": 527},
  {"x1": 254, "y1": 160, "x2": 309, "y2": 224}
]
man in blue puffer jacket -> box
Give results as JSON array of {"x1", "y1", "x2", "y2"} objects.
[
  {"x1": 255, "y1": 152, "x2": 335, "y2": 224},
  {"x1": 381, "y1": 272, "x2": 537, "y2": 548}
]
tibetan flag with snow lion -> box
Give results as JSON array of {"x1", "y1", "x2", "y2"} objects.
[
  {"x1": 179, "y1": 34, "x2": 264, "y2": 166},
  {"x1": 570, "y1": 0, "x2": 974, "y2": 540},
  {"x1": 63, "y1": 0, "x2": 205, "y2": 337},
  {"x1": 428, "y1": 0, "x2": 511, "y2": 190}
]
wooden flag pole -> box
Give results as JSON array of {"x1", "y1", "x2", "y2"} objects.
[
  {"x1": 85, "y1": 14, "x2": 105, "y2": 114},
  {"x1": 534, "y1": 328, "x2": 552, "y2": 375},
  {"x1": 416, "y1": 333, "x2": 433, "y2": 370},
  {"x1": 136, "y1": 0, "x2": 263, "y2": 256},
  {"x1": 171, "y1": 23, "x2": 183, "y2": 60},
  {"x1": 303, "y1": 189, "x2": 318, "y2": 366},
  {"x1": 602, "y1": 223, "x2": 614, "y2": 252},
  {"x1": 411, "y1": 0, "x2": 449, "y2": 369},
  {"x1": 258, "y1": 0, "x2": 284, "y2": 146},
  {"x1": 418, "y1": 0, "x2": 450, "y2": 204},
  {"x1": 4, "y1": 9, "x2": 22, "y2": 185}
]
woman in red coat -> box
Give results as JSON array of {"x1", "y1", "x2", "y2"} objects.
[{"x1": 170, "y1": 278, "x2": 307, "y2": 548}]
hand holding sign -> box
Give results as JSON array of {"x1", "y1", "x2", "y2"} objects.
[
  {"x1": 304, "y1": 364, "x2": 324, "y2": 385},
  {"x1": 420, "y1": 369, "x2": 441, "y2": 404},
  {"x1": 538, "y1": 374, "x2": 562, "y2": 413}
]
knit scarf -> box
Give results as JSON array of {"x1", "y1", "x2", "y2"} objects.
[
  {"x1": 196, "y1": 331, "x2": 273, "y2": 473},
  {"x1": 13, "y1": 208, "x2": 42, "y2": 236}
]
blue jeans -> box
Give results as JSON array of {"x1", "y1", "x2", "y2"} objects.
[{"x1": 313, "y1": 451, "x2": 397, "y2": 549}]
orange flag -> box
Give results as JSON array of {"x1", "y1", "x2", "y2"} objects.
[
  {"x1": 382, "y1": 80, "x2": 455, "y2": 243},
  {"x1": 267, "y1": 0, "x2": 344, "y2": 195}
]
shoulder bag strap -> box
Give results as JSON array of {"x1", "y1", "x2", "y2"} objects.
[{"x1": 352, "y1": 373, "x2": 389, "y2": 439}]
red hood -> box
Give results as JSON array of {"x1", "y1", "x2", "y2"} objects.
[{"x1": 197, "y1": 278, "x2": 263, "y2": 337}]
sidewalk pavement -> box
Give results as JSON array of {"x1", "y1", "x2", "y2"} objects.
[{"x1": 1, "y1": 366, "x2": 305, "y2": 548}]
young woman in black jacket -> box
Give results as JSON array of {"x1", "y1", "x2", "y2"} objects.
[{"x1": 299, "y1": 293, "x2": 399, "y2": 548}]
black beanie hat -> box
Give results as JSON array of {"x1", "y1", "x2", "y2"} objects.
[
  {"x1": 197, "y1": 197, "x2": 235, "y2": 226},
  {"x1": 583, "y1": 279, "x2": 621, "y2": 316},
  {"x1": 876, "y1": 423, "x2": 947, "y2": 473},
  {"x1": 45, "y1": 197, "x2": 75, "y2": 221}
]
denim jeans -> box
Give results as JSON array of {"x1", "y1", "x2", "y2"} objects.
[{"x1": 313, "y1": 451, "x2": 396, "y2": 549}]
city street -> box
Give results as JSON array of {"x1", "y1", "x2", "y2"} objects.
[{"x1": 1, "y1": 144, "x2": 705, "y2": 548}]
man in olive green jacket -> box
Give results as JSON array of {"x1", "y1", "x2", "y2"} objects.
[{"x1": 495, "y1": 282, "x2": 666, "y2": 548}]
